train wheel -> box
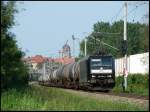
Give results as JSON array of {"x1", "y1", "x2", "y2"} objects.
[
  {"x1": 74, "y1": 85, "x2": 79, "y2": 90},
  {"x1": 104, "y1": 90, "x2": 110, "y2": 92}
]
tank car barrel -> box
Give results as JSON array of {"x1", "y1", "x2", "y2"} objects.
[{"x1": 40, "y1": 55, "x2": 115, "y2": 91}]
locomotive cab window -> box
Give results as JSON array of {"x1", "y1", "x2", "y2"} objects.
[{"x1": 90, "y1": 57, "x2": 112, "y2": 74}]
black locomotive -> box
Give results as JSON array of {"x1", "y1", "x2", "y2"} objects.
[{"x1": 39, "y1": 54, "x2": 115, "y2": 91}]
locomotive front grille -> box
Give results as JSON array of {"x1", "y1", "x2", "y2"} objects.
[{"x1": 91, "y1": 74, "x2": 112, "y2": 78}]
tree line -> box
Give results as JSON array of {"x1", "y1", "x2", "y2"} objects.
[
  {"x1": 1, "y1": 1, "x2": 28, "y2": 90},
  {"x1": 79, "y1": 20, "x2": 149, "y2": 58}
]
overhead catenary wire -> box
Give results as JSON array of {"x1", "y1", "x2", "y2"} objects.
[
  {"x1": 111, "y1": 4, "x2": 124, "y2": 24},
  {"x1": 110, "y1": 2, "x2": 148, "y2": 24},
  {"x1": 140, "y1": 13, "x2": 149, "y2": 24},
  {"x1": 127, "y1": 1, "x2": 148, "y2": 6},
  {"x1": 119, "y1": 2, "x2": 148, "y2": 21}
]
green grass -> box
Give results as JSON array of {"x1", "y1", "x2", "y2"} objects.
[
  {"x1": 113, "y1": 74, "x2": 149, "y2": 96},
  {"x1": 1, "y1": 85, "x2": 148, "y2": 111}
]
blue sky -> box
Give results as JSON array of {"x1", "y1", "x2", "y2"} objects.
[{"x1": 11, "y1": 1, "x2": 149, "y2": 58}]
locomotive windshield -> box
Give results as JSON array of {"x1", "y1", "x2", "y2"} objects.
[
  {"x1": 91, "y1": 57, "x2": 112, "y2": 66},
  {"x1": 90, "y1": 59, "x2": 102, "y2": 66},
  {"x1": 90, "y1": 57, "x2": 112, "y2": 71},
  {"x1": 102, "y1": 57, "x2": 112, "y2": 66}
]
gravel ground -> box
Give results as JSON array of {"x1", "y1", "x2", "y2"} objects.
[
  {"x1": 63, "y1": 88, "x2": 149, "y2": 110},
  {"x1": 28, "y1": 81, "x2": 38, "y2": 85}
]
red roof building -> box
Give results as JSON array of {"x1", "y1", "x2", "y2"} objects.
[
  {"x1": 54, "y1": 56, "x2": 75, "y2": 64},
  {"x1": 23, "y1": 55, "x2": 75, "y2": 65}
]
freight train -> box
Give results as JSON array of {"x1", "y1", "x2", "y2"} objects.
[{"x1": 39, "y1": 55, "x2": 115, "y2": 91}]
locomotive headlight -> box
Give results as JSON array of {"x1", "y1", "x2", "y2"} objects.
[
  {"x1": 91, "y1": 69, "x2": 112, "y2": 74},
  {"x1": 107, "y1": 75, "x2": 112, "y2": 77},
  {"x1": 92, "y1": 75, "x2": 95, "y2": 78}
]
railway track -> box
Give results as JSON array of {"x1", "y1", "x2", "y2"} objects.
[
  {"x1": 62, "y1": 88, "x2": 149, "y2": 109},
  {"x1": 33, "y1": 82, "x2": 149, "y2": 109},
  {"x1": 63, "y1": 88, "x2": 149, "y2": 100},
  {"x1": 103, "y1": 91, "x2": 149, "y2": 100},
  {"x1": 38, "y1": 82, "x2": 149, "y2": 101}
]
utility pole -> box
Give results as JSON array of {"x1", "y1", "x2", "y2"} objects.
[
  {"x1": 123, "y1": 2, "x2": 128, "y2": 91},
  {"x1": 72, "y1": 35, "x2": 75, "y2": 57},
  {"x1": 83, "y1": 32, "x2": 89, "y2": 57},
  {"x1": 58, "y1": 50, "x2": 61, "y2": 58},
  {"x1": 43, "y1": 61, "x2": 46, "y2": 81},
  {"x1": 84, "y1": 37, "x2": 87, "y2": 56}
]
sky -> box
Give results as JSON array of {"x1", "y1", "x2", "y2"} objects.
[{"x1": 11, "y1": 1, "x2": 149, "y2": 58}]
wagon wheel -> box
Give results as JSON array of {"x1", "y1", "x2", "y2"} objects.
[
  {"x1": 104, "y1": 90, "x2": 110, "y2": 93},
  {"x1": 67, "y1": 81, "x2": 71, "y2": 88},
  {"x1": 74, "y1": 85, "x2": 79, "y2": 90},
  {"x1": 64, "y1": 80, "x2": 68, "y2": 88},
  {"x1": 74, "y1": 81, "x2": 79, "y2": 90}
]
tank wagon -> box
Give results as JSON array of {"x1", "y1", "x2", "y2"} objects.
[{"x1": 39, "y1": 55, "x2": 115, "y2": 91}]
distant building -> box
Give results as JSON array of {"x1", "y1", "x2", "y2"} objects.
[
  {"x1": 23, "y1": 55, "x2": 52, "y2": 70},
  {"x1": 23, "y1": 54, "x2": 75, "y2": 70},
  {"x1": 23, "y1": 54, "x2": 75, "y2": 81},
  {"x1": 62, "y1": 42, "x2": 71, "y2": 58},
  {"x1": 54, "y1": 41, "x2": 75, "y2": 64},
  {"x1": 23, "y1": 55, "x2": 53, "y2": 81},
  {"x1": 23, "y1": 42, "x2": 75, "y2": 80},
  {"x1": 54, "y1": 57, "x2": 75, "y2": 65}
]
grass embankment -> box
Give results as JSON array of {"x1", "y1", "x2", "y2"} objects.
[
  {"x1": 113, "y1": 74, "x2": 149, "y2": 96},
  {"x1": 1, "y1": 85, "x2": 148, "y2": 111}
]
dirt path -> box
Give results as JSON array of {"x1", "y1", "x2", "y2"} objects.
[{"x1": 63, "y1": 88, "x2": 149, "y2": 110}]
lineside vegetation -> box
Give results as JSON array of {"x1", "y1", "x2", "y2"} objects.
[
  {"x1": 1, "y1": 85, "x2": 148, "y2": 111},
  {"x1": 113, "y1": 73, "x2": 149, "y2": 96}
]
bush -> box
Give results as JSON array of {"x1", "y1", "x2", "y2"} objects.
[
  {"x1": 113, "y1": 73, "x2": 149, "y2": 96},
  {"x1": 127, "y1": 73, "x2": 149, "y2": 87},
  {"x1": 1, "y1": 61, "x2": 29, "y2": 90}
]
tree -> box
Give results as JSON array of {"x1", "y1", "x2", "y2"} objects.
[
  {"x1": 1, "y1": 1, "x2": 28, "y2": 90},
  {"x1": 79, "y1": 20, "x2": 148, "y2": 58},
  {"x1": 141, "y1": 23, "x2": 149, "y2": 52}
]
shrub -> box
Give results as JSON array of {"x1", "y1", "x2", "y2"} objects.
[{"x1": 113, "y1": 73, "x2": 149, "y2": 96}]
